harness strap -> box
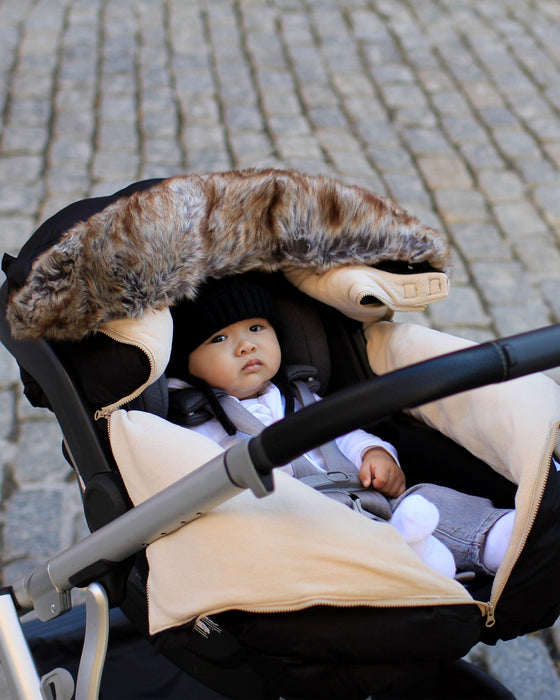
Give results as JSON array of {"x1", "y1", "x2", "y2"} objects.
[
  {"x1": 218, "y1": 383, "x2": 392, "y2": 522},
  {"x1": 218, "y1": 393, "x2": 316, "y2": 477},
  {"x1": 291, "y1": 380, "x2": 358, "y2": 476}
]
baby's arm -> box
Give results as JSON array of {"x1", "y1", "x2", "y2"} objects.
[
  {"x1": 359, "y1": 447, "x2": 406, "y2": 497},
  {"x1": 335, "y1": 427, "x2": 405, "y2": 497}
]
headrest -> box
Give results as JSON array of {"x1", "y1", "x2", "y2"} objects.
[
  {"x1": 276, "y1": 292, "x2": 331, "y2": 393},
  {"x1": 46, "y1": 261, "x2": 450, "y2": 418}
]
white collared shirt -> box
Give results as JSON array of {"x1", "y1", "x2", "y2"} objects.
[{"x1": 179, "y1": 381, "x2": 399, "y2": 475}]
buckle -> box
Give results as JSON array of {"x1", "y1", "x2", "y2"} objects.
[{"x1": 325, "y1": 471, "x2": 352, "y2": 484}]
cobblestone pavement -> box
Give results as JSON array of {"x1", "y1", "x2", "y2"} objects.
[{"x1": 1, "y1": 0, "x2": 560, "y2": 697}]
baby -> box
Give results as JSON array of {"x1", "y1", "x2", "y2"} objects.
[{"x1": 167, "y1": 275, "x2": 515, "y2": 579}]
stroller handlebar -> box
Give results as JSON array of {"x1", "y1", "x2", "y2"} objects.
[{"x1": 249, "y1": 324, "x2": 560, "y2": 473}]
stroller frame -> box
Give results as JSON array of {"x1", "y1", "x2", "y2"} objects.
[
  {"x1": 1, "y1": 258, "x2": 560, "y2": 699},
  {"x1": 0, "y1": 445, "x2": 270, "y2": 699}
]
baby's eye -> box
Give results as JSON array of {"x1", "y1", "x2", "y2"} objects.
[
  {"x1": 249, "y1": 324, "x2": 264, "y2": 332},
  {"x1": 209, "y1": 333, "x2": 227, "y2": 344}
]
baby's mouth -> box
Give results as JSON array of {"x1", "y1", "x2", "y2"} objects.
[{"x1": 242, "y1": 359, "x2": 262, "y2": 372}]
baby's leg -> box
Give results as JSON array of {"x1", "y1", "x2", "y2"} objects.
[
  {"x1": 390, "y1": 494, "x2": 456, "y2": 578},
  {"x1": 403, "y1": 484, "x2": 514, "y2": 575}
]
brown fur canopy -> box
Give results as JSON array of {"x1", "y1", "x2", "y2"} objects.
[{"x1": 7, "y1": 169, "x2": 450, "y2": 341}]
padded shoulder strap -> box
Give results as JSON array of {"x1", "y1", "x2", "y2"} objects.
[
  {"x1": 217, "y1": 380, "x2": 393, "y2": 521},
  {"x1": 217, "y1": 377, "x2": 357, "y2": 480},
  {"x1": 217, "y1": 394, "x2": 268, "y2": 436},
  {"x1": 291, "y1": 380, "x2": 357, "y2": 476},
  {"x1": 217, "y1": 393, "x2": 317, "y2": 478}
]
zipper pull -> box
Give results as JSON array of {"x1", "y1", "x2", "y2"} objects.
[
  {"x1": 94, "y1": 408, "x2": 112, "y2": 421},
  {"x1": 485, "y1": 601, "x2": 496, "y2": 628}
]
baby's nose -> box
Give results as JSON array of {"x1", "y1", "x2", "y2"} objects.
[{"x1": 238, "y1": 338, "x2": 256, "y2": 354}]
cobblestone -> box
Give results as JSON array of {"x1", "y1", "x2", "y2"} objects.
[{"x1": 1, "y1": 1, "x2": 560, "y2": 697}]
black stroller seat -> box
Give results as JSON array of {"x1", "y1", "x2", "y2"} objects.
[
  {"x1": 0, "y1": 272, "x2": 518, "y2": 700},
  {"x1": 2, "y1": 172, "x2": 560, "y2": 699}
]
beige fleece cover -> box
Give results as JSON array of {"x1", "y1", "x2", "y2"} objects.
[
  {"x1": 111, "y1": 409, "x2": 472, "y2": 634},
  {"x1": 364, "y1": 320, "x2": 560, "y2": 599},
  {"x1": 103, "y1": 268, "x2": 560, "y2": 635}
]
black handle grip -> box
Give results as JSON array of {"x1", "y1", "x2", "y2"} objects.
[{"x1": 249, "y1": 324, "x2": 560, "y2": 472}]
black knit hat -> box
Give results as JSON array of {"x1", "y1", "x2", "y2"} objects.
[
  {"x1": 169, "y1": 275, "x2": 280, "y2": 368},
  {"x1": 168, "y1": 275, "x2": 295, "y2": 434}
]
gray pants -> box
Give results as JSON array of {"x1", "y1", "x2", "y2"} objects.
[
  {"x1": 328, "y1": 482, "x2": 511, "y2": 575},
  {"x1": 217, "y1": 382, "x2": 512, "y2": 574},
  {"x1": 397, "y1": 484, "x2": 511, "y2": 575}
]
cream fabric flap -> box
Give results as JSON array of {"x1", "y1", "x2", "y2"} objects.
[
  {"x1": 285, "y1": 265, "x2": 449, "y2": 322},
  {"x1": 110, "y1": 409, "x2": 472, "y2": 635},
  {"x1": 109, "y1": 408, "x2": 224, "y2": 502},
  {"x1": 364, "y1": 320, "x2": 560, "y2": 589},
  {"x1": 364, "y1": 321, "x2": 560, "y2": 486},
  {"x1": 99, "y1": 307, "x2": 174, "y2": 411}
]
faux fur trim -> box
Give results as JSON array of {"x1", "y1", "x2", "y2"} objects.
[{"x1": 7, "y1": 169, "x2": 451, "y2": 341}]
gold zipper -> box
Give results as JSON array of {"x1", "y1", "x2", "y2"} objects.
[
  {"x1": 191, "y1": 594, "x2": 483, "y2": 619},
  {"x1": 485, "y1": 601, "x2": 496, "y2": 628},
  {"x1": 93, "y1": 327, "x2": 157, "y2": 421},
  {"x1": 481, "y1": 422, "x2": 560, "y2": 627}
]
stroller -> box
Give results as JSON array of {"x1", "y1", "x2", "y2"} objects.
[{"x1": 1, "y1": 170, "x2": 560, "y2": 699}]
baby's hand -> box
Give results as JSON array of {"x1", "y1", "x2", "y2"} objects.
[{"x1": 359, "y1": 448, "x2": 406, "y2": 497}]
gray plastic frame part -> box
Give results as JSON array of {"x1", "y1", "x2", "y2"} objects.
[{"x1": 1, "y1": 447, "x2": 272, "y2": 699}]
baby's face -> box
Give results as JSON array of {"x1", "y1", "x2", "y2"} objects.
[{"x1": 188, "y1": 317, "x2": 282, "y2": 399}]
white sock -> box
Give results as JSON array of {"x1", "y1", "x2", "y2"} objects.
[
  {"x1": 390, "y1": 494, "x2": 439, "y2": 544},
  {"x1": 391, "y1": 494, "x2": 456, "y2": 578},
  {"x1": 482, "y1": 511, "x2": 515, "y2": 573},
  {"x1": 411, "y1": 535, "x2": 457, "y2": 579}
]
